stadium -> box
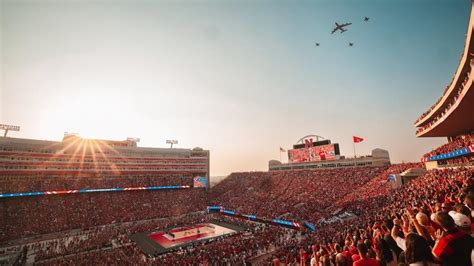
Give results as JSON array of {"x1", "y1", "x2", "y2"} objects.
[{"x1": 1, "y1": 1, "x2": 474, "y2": 266}]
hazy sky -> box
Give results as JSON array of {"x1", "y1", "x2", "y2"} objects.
[{"x1": 0, "y1": 0, "x2": 470, "y2": 176}]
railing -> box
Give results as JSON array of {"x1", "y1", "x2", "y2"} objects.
[
  {"x1": 414, "y1": 4, "x2": 474, "y2": 127},
  {"x1": 422, "y1": 144, "x2": 474, "y2": 162}
]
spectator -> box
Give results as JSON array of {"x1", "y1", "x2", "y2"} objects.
[
  {"x1": 375, "y1": 239, "x2": 397, "y2": 266},
  {"x1": 353, "y1": 243, "x2": 380, "y2": 266},
  {"x1": 404, "y1": 233, "x2": 434, "y2": 266},
  {"x1": 432, "y1": 212, "x2": 473, "y2": 266}
]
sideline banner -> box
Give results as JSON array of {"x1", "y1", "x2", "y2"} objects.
[
  {"x1": 207, "y1": 205, "x2": 315, "y2": 232},
  {"x1": 0, "y1": 185, "x2": 191, "y2": 198}
]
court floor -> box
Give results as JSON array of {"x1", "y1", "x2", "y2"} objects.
[{"x1": 148, "y1": 223, "x2": 236, "y2": 249}]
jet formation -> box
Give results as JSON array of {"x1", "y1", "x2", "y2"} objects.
[{"x1": 315, "y1": 17, "x2": 369, "y2": 47}]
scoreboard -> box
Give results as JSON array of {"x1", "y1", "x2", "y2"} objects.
[{"x1": 288, "y1": 143, "x2": 340, "y2": 163}]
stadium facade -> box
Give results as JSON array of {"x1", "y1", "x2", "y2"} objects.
[
  {"x1": 269, "y1": 136, "x2": 390, "y2": 171},
  {"x1": 0, "y1": 134, "x2": 210, "y2": 188},
  {"x1": 414, "y1": 3, "x2": 474, "y2": 168}
]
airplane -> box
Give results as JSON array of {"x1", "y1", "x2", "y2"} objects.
[
  {"x1": 364, "y1": 17, "x2": 370, "y2": 22},
  {"x1": 349, "y1": 42, "x2": 354, "y2": 46},
  {"x1": 315, "y1": 42, "x2": 320, "y2": 46},
  {"x1": 331, "y1": 22, "x2": 352, "y2": 34}
]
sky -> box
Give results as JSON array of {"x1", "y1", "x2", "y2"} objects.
[{"x1": 0, "y1": 0, "x2": 471, "y2": 176}]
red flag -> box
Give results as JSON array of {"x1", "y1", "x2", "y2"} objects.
[{"x1": 353, "y1": 136, "x2": 364, "y2": 143}]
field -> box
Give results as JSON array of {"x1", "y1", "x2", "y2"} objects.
[{"x1": 131, "y1": 222, "x2": 243, "y2": 256}]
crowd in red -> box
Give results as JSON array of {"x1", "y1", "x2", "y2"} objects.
[
  {"x1": 32, "y1": 213, "x2": 213, "y2": 264},
  {"x1": 423, "y1": 134, "x2": 474, "y2": 159},
  {"x1": 208, "y1": 167, "x2": 394, "y2": 222},
  {"x1": 0, "y1": 188, "x2": 207, "y2": 242},
  {"x1": 269, "y1": 167, "x2": 474, "y2": 266},
  {"x1": 2, "y1": 163, "x2": 474, "y2": 266},
  {"x1": 0, "y1": 174, "x2": 193, "y2": 193},
  {"x1": 31, "y1": 216, "x2": 291, "y2": 265}
]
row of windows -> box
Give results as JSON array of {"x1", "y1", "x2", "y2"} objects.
[
  {"x1": 0, "y1": 160, "x2": 207, "y2": 167},
  {"x1": 0, "y1": 149, "x2": 208, "y2": 161},
  {"x1": 0, "y1": 148, "x2": 56, "y2": 153},
  {"x1": 0, "y1": 157, "x2": 207, "y2": 164},
  {"x1": 0, "y1": 166, "x2": 207, "y2": 170}
]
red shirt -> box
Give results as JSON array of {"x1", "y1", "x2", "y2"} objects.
[
  {"x1": 349, "y1": 246, "x2": 358, "y2": 255},
  {"x1": 343, "y1": 250, "x2": 353, "y2": 265},
  {"x1": 353, "y1": 258, "x2": 380, "y2": 266},
  {"x1": 432, "y1": 229, "x2": 473, "y2": 266},
  {"x1": 351, "y1": 254, "x2": 360, "y2": 264}
]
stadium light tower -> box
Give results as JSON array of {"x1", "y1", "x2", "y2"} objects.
[
  {"x1": 0, "y1": 124, "x2": 20, "y2": 137},
  {"x1": 166, "y1": 140, "x2": 178, "y2": 148}
]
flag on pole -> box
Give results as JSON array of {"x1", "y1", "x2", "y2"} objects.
[
  {"x1": 353, "y1": 136, "x2": 364, "y2": 143},
  {"x1": 280, "y1": 147, "x2": 286, "y2": 152}
]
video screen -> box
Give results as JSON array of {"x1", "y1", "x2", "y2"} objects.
[{"x1": 288, "y1": 144, "x2": 338, "y2": 163}]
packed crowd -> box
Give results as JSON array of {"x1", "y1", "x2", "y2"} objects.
[
  {"x1": 2, "y1": 163, "x2": 474, "y2": 266},
  {"x1": 423, "y1": 134, "x2": 474, "y2": 159},
  {"x1": 269, "y1": 167, "x2": 474, "y2": 266},
  {"x1": 208, "y1": 167, "x2": 390, "y2": 222},
  {"x1": 327, "y1": 163, "x2": 422, "y2": 216},
  {"x1": 32, "y1": 212, "x2": 213, "y2": 264},
  {"x1": 0, "y1": 165, "x2": 408, "y2": 264},
  {"x1": 415, "y1": 69, "x2": 471, "y2": 134},
  {"x1": 31, "y1": 216, "x2": 291, "y2": 266},
  {"x1": 0, "y1": 174, "x2": 193, "y2": 193},
  {"x1": 442, "y1": 156, "x2": 474, "y2": 166},
  {"x1": 0, "y1": 188, "x2": 207, "y2": 242}
]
